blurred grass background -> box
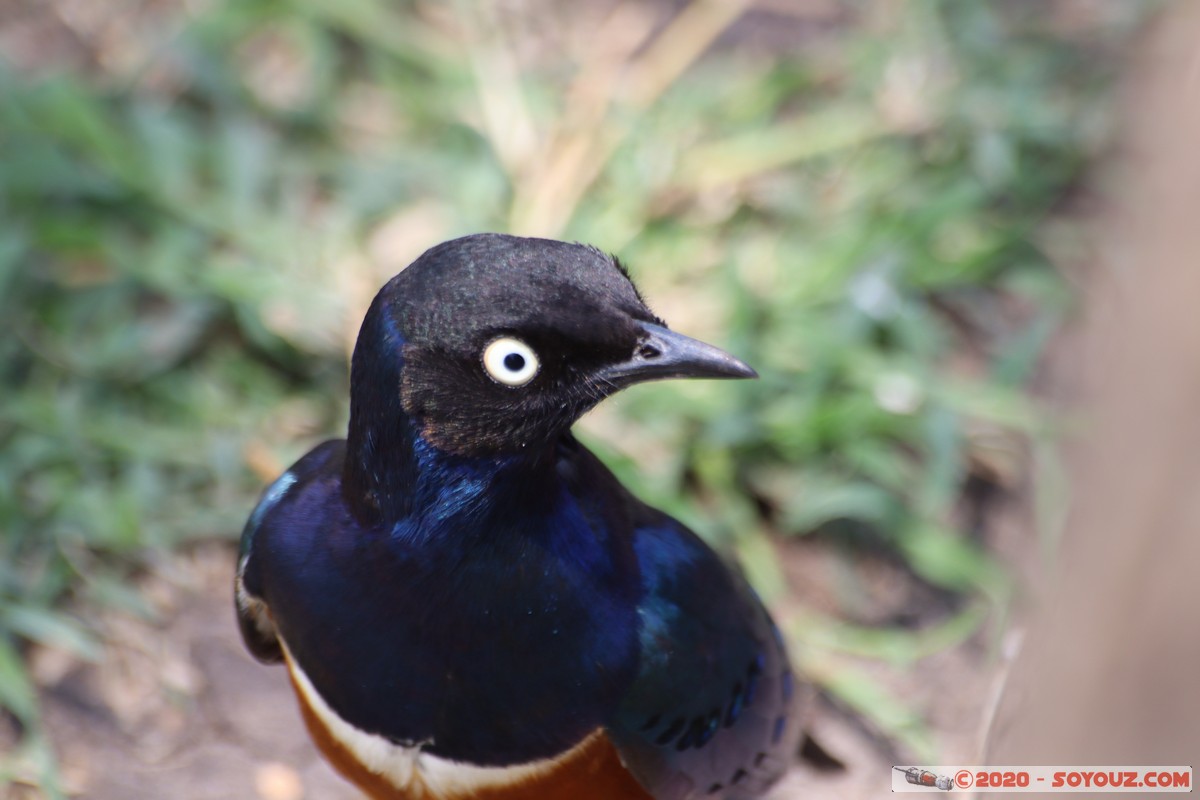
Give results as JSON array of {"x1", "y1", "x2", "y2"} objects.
[{"x1": 0, "y1": 0, "x2": 1153, "y2": 794}]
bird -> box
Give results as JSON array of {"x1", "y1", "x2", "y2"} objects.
[{"x1": 235, "y1": 233, "x2": 805, "y2": 800}]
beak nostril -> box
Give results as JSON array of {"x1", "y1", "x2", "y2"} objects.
[{"x1": 600, "y1": 322, "x2": 756, "y2": 383}]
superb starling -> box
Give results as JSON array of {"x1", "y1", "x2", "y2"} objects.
[{"x1": 235, "y1": 234, "x2": 804, "y2": 799}]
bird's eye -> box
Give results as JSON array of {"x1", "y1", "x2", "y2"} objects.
[{"x1": 482, "y1": 337, "x2": 540, "y2": 386}]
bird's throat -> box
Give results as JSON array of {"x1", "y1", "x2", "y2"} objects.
[{"x1": 344, "y1": 381, "x2": 560, "y2": 530}]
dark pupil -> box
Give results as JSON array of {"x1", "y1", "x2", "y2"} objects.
[{"x1": 503, "y1": 352, "x2": 526, "y2": 372}]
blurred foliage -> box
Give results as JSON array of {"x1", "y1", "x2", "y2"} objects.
[{"x1": 0, "y1": 0, "x2": 1149, "y2": 785}]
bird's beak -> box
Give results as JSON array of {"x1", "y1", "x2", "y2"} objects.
[{"x1": 596, "y1": 322, "x2": 758, "y2": 388}]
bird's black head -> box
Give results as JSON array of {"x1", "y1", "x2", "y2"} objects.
[{"x1": 349, "y1": 233, "x2": 756, "y2": 458}]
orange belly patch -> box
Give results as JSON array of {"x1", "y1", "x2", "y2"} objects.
[{"x1": 285, "y1": 664, "x2": 652, "y2": 800}]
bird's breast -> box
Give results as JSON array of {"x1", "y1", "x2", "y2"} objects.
[
  {"x1": 265, "y1": 478, "x2": 643, "y2": 765},
  {"x1": 285, "y1": 649, "x2": 652, "y2": 800}
]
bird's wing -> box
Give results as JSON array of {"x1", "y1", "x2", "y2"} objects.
[
  {"x1": 234, "y1": 439, "x2": 345, "y2": 664},
  {"x1": 606, "y1": 516, "x2": 805, "y2": 800}
]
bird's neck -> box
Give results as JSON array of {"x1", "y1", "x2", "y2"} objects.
[
  {"x1": 345, "y1": 412, "x2": 559, "y2": 526},
  {"x1": 342, "y1": 310, "x2": 557, "y2": 526}
]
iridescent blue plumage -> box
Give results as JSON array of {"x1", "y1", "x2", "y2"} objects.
[
  {"x1": 610, "y1": 518, "x2": 804, "y2": 798},
  {"x1": 235, "y1": 234, "x2": 803, "y2": 799},
  {"x1": 241, "y1": 425, "x2": 643, "y2": 765}
]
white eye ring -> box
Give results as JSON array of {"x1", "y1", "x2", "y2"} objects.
[{"x1": 482, "y1": 337, "x2": 540, "y2": 386}]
